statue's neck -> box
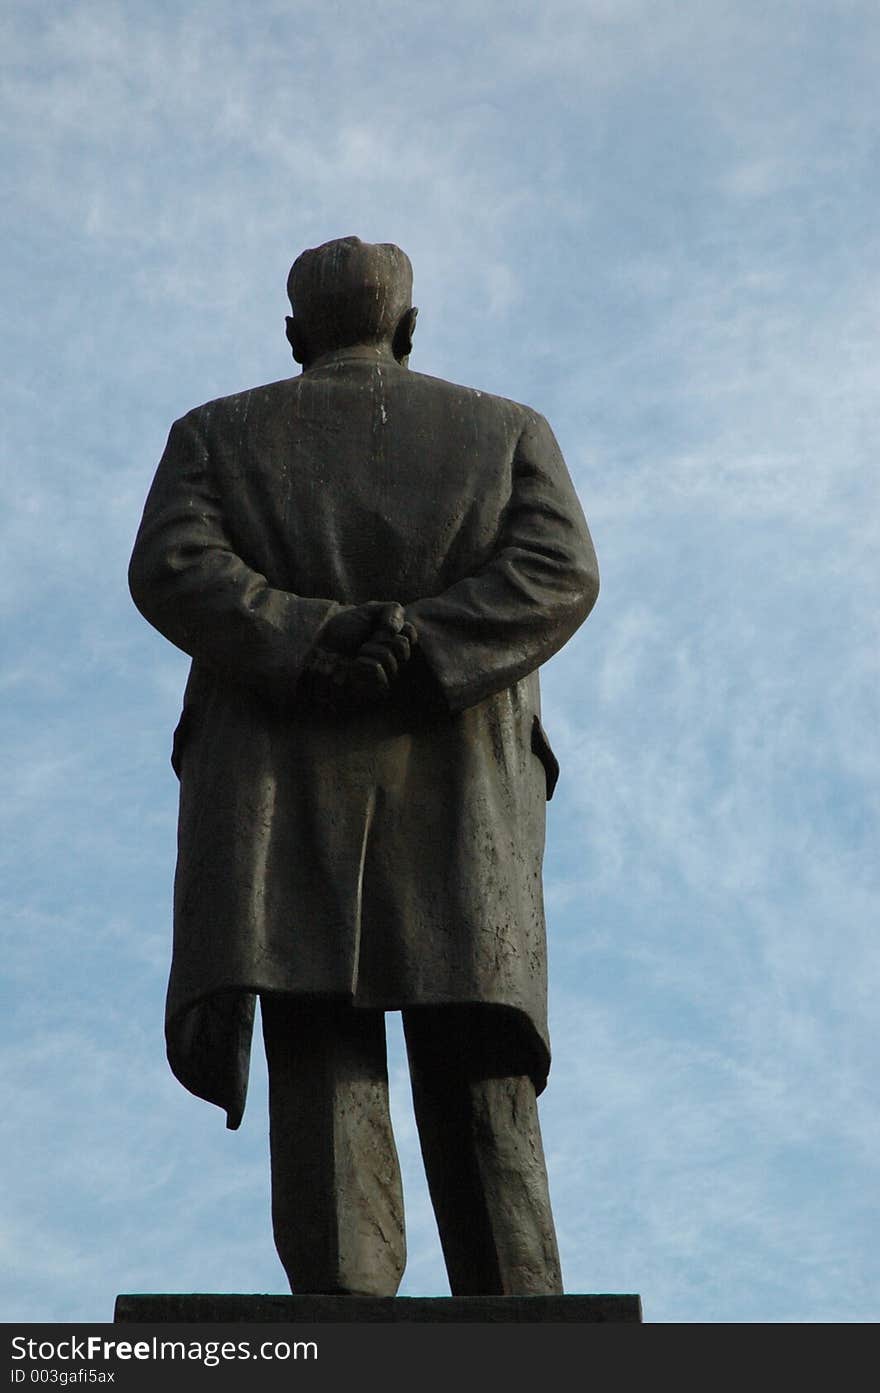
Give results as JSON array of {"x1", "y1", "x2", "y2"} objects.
[{"x1": 305, "y1": 343, "x2": 404, "y2": 372}]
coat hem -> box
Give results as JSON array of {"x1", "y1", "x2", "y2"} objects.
[{"x1": 167, "y1": 983, "x2": 551, "y2": 1130}]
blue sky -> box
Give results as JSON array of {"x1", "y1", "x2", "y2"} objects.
[{"x1": 2, "y1": 0, "x2": 877, "y2": 1322}]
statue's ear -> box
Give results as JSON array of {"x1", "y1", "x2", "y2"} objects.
[
  {"x1": 285, "y1": 316, "x2": 309, "y2": 365},
  {"x1": 392, "y1": 306, "x2": 418, "y2": 364}
]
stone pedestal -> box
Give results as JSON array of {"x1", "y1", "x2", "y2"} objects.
[{"x1": 115, "y1": 1293, "x2": 642, "y2": 1323}]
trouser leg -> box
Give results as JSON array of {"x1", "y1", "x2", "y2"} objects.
[
  {"x1": 403, "y1": 1006, "x2": 563, "y2": 1296},
  {"x1": 260, "y1": 995, "x2": 406, "y2": 1296}
]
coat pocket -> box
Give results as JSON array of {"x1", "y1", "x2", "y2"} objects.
[{"x1": 531, "y1": 715, "x2": 560, "y2": 801}]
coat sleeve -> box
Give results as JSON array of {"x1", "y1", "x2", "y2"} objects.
[
  {"x1": 406, "y1": 410, "x2": 599, "y2": 712},
  {"x1": 128, "y1": 410, "x2": 339, "y2": 701}
]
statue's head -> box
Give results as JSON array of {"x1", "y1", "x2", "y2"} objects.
[{"x1": 286, "y1": 236, "x2": 418, "y2": 368}]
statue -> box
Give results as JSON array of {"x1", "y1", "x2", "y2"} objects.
[{"x1": 129, "y1": 237, "x2": 599, "y2": 1298}]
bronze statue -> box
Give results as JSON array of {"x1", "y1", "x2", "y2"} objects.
[{"x1": 129, "y1": 237, "x2": 599, "y2": 1297}]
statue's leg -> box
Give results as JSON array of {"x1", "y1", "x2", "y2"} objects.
[
  {"x1": 403, "y1": 1006, "x2": 562, "y2": 1296},
  {"x1": 261, "y1": 995, "x2": 406, "y2": 1296}
]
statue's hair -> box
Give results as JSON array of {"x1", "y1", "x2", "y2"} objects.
[{"x1": 287, "y1": 237, "x2": 413, "y2": 352}]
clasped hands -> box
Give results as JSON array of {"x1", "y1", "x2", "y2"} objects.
[{"x1": 304, "y1": 601, "x2": 418, "y2": 710}]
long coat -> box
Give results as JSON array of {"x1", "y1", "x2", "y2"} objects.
[{"x1": 129, "y1": 356, "x2": 598, "y2": 1128}]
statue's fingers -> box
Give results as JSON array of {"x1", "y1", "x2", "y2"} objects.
[
  {"x1": 386, "y1": 633, "x2": 411, "y2": 665},
  {"x1": 351, "y1": 655, "x2": 391, "y2": 697},
  {"x1": 370, "y1": 624, "x2": 415, "y2": 653},
  {"x1": 375, "y1": 602, "x2": 406, "y2": 634},
  {"x1": 357, "y1": 640, "x2": 400, "y2": 681},
  {"x1": 362, "y1": 633, "x2": 411, "y2": 668}
]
